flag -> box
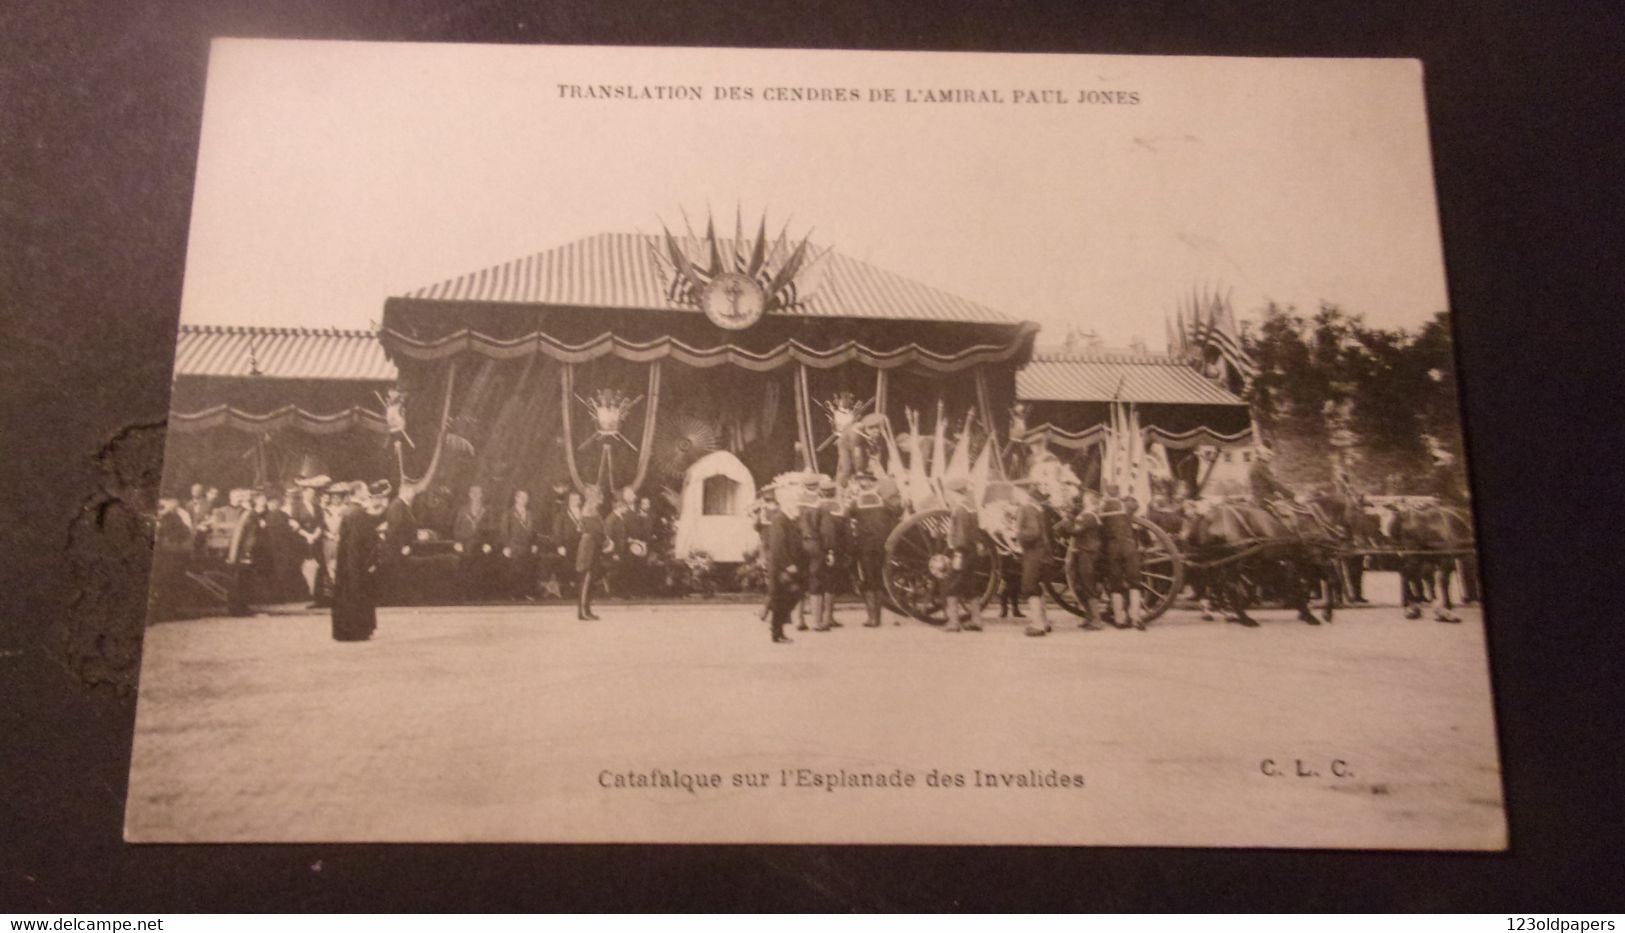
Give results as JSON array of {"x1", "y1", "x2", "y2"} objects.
[
  {"x1": 929, "y1": 400, "x2": 948, "y2": 482},
  {"x1": 945, "y1": 408, "x2": 975, "y2": 481},
  {"x1": 968, "y1": 436, "x2": 993, "y2": 505}
]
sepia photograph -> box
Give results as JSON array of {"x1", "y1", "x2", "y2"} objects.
[{"x1": 123, "y1": 40, "x2": 1503, "y2": 847}]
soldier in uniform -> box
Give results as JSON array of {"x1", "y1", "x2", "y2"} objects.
[
  {"x1": 1249, "y1": 444, "x2": 1294, "y2": 504},
  {"x1": 451, "y1": 484, "x2": 492, "y2": 602},
  {"x1": 798, "y1": 475, "x2": 840, "y2": 632},
  {"x1": 816, "y1": 476, "x2": 847, "y2": 630},
  {"x1": 575, "y1": 487, "x2": 606, "y2": 620},
  {"x1": 1017, "y1": 483, "x2": 1053, "y2": 637},
  {"x1": 762, "y1": 481, "x2": 804, "y2": 644},
  {"x1": 940, "y1": 476, "x2": 984, "y2": 633},
  {"x1": 1059, "y1": 488, "x2": 1106, "y2": 630},
  {"x1": 1099, "y1": 483, "x2": 1145, "y2": 630},
  {"x1": 846, "y1": 470, "x2": 900, "y2": 628}
]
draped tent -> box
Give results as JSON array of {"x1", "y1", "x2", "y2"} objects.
[
  {"x1": 164, "y1": 325, "x2": 396, "y2": 491},
  {"x1": 1015, "y1": 349, "x2": 1254, "y2": 493},
  {"x1": 378, "y1": 232, "x2": 1040, "y2": 504}
]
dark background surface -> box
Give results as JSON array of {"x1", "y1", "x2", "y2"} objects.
[{"x1": 3, "y1": 0, "x2": 1623, "y2": 912}]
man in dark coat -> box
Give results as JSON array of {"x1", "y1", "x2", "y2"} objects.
[
  {"x1": 575, "y1": 487, "x2": 606, "y2": 620},
  {"x1": 1099, "y1": 483, "x2": 1145, "y2": 630},
  {"x1": 1059, "y1": 488, "x2": 1106, "y2": 630},
  {"x1": 798, "y1": 475, "x2": 839, "y2": 632},
  {"x1": 846, "y1": 470, "x2": 899, "y2": 628},
  {"x1": 940, "y1": 476, "x2": 984, "y2": 633},
  {"x1": 1017, "y1": 484, "x2": 1053, "y2": 637},
  {"x1": 379, "y1": 483, "x2": 420, "y2": 606},
  {"x1": 604, "y1": 489, "x2": 634, "y2": 598},
  {"x1": 762, "y1": 483, "x2": 803, "y2": 644},
  {"x1": 152, "y1": 497, "x2": 194, "y2": 621},
  {"x1": 1249, "y1": 445, "x2": 1293, "y2": 504},
  {"x1": 225, "y1": 491, "x2": 265, "y2": 616},
  {"x1": 331, "y1": 482, "x2": 385, "y2": 642},
  {"x1": 499, "y1": 489, "x2": 538, "y2": 601},
  {"x1": 451, "y1": 484, "x2": 491, "y2": 603}
]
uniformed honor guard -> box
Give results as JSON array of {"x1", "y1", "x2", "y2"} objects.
[
  {"x1": 847, "y1": 469, "x2": 899, "y2": 628},
  {"x1": 1249, "y1": 444, "x2": 1293, "y2": 505},
  {"x1": 762, "y1": 481, "x2": 804, "y2": 644},
  {"x1": 1017, "y1": 483, "x2": 1053, "y2": 637},
  {"x1": 1060, "y1": 488, "x2": 1106, "y2": 630},
  {"x1": 1099, "y1": 483, "x2": 1145, "y2": 630},
  {"x1": 575, "y1": 487, "x2": 606, "y2": 620},
  {"x1": 940, "y1": 476, "x2": 984, "y2": 633},
  {"x1": 798, "y1": 474, "x2": 840, "y2": 632},
  {"x1": 331, "y1": 481, "x2": 386, "y2": 642},
  {"x1": 816, "y1": 475, "x2": 847, "y2": 630}
]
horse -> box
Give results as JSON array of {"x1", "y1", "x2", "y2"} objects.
[
  {"x1": 1182, "y1": 499, "x2": 1339, "y2": 627},
  {"x1": 1386, "y1": 502, "x2": 1475, "y2": 623},
  {"x1": 1306, "y1": 487, "x2": 1383, "y2": 607}
]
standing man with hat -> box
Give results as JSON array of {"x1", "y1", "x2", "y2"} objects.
[
  {"x1": 575, "y1": 486, "x2": 606, "y2": 620},
  {"x1": 1249, "y1": 443, "x2": 1294, "y2": 505},
  {"x1": 762, "y1": 480, "x2": 804, "y2": 644},
  {"x1": 1060, "y1": 488, "x2": 1107, "y2": 630},
  {"x1": 451, "y1": 484, "x2": 492, "y2": 603},
  {"x1": 846, "y1": 469, "x2": 899, "y2": 628},
  {"x1": 331, "y1": 481, "x2": 387, "y2": 642},
  {"x1": 940, "y1": 476, "x2": 984, "y2": 633},
  {"x1": 1016, "y1": 482, "x2": 1053, "y2": 637},
  {"x1": 1099, "y1": 483, "x2": 1145, "y2": 630},
  {"x1": 798, "y1": 474, "x2": 840, "y2": 632}
]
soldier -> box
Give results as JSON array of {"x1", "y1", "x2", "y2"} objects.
[
  {"x1": 1099, "y1": 483, "x2": 1145, "y2": 630},
  {"x1": 940, "y1": 476, "x2": 984, "y2": 633},
  {"x1": 1249, "y1": 444, "x2": 1294, "y2": 505},
  {"x1": 452, "y1": 484, "x2": 492, "y2": 602},
  {"x1": 1017, "y1": 483, "x2": 1053, "y2": 637},
  {"x1": 762, "y1": 481, "x2": 804, "y2": 644},
  {"x1": 816, "y1": 476, "x2": 847, "y2": 630},
  {"x1": 575, "y1": 487, "x2": 606, "y2": 621},
  {"x1": 798, "y1": 475, "x2": 840, "y2": 632},
  {"x1": 1059, "y1": 488, "x2": 1106, "y2": 630},
  {"x1": 846, "y1": 469, "x2": 899, "y2": 628}
]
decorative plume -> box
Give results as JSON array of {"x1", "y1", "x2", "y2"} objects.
[{"x1": 647, "y1": 207, "x2": 832, "y2": 315}]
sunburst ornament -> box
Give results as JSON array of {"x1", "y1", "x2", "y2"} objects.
[{"x1": 648, "y1": 207, "x2": 833, "y2": 329}]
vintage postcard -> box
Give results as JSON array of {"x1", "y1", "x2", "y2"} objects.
[{"x1": 126, "y1": 40, "x2": 1504, "y2": 847}]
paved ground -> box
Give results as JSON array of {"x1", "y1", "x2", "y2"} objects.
[{"x1": 125, "y1": 572, "x2": 1505, "y2": 848}]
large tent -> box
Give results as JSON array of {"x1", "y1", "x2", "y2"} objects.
[
  {"x1": 1016, "y1": 348, "x2": 1254, "y2": 493},
  {"x1": 377, "y1": 230, "x2": 1041, "y2": 505},
  {"x1": 164, "y1": 324, "x2": 396, "y2": 491}
]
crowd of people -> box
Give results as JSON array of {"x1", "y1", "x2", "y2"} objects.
[
  {"x1": 149, "y1": 476, "x2": 676, "y2": 637},
  {"x1": 148, "y1": 433, "x2": 1478, "y2": 644}
]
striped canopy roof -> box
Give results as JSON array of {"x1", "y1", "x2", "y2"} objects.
[
  {"x1": 174, "y1": 324, "x2": 396, "y2": 382},
  {"x1": 398, "y1": 232, "x2": 1014, "y2": 325},
  {"x1": 1018, "y1": 349, "x2": 1246, "y2": 407}
]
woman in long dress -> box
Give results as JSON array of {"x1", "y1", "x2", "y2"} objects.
[{"x1": 331, "y1": 482, "x2": 386, "y2": 642}]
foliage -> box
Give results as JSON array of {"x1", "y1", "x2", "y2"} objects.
[{"x1": 1243, "y1": 304, "x2": 1468, "y2": 493}]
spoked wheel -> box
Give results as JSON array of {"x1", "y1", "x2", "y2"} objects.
[
  {"x1": 882, "y1": 509, "x2": 999, "y2": 625},
  {"x1": 1132, "y1": 518, "x2": 1184, "y2": 623},
  {"x1": 1061, "y1": 517, "x2": 1185, "y2": 625}
]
